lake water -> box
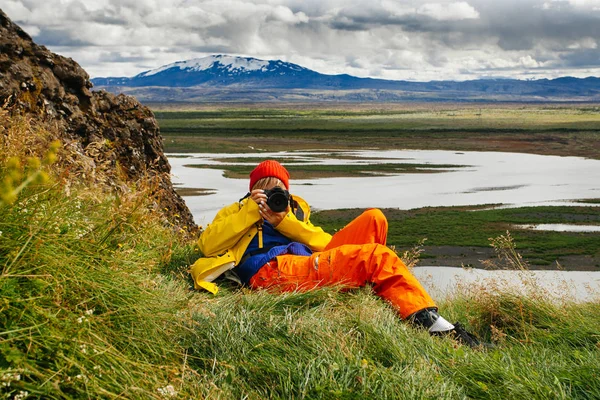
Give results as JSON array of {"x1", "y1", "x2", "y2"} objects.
[
  {"x1": 414, "y1": 266, "x2": 600, "y2": 302},
  {"x1": 168, "y1": 149, "x2": 600, "y2": 226},
  {"x1": 169, "y1": 149, "x2": 600, "y2": 302},
  {"x1": 512, "y1": 224, "x2": 600, "y2": 232}
]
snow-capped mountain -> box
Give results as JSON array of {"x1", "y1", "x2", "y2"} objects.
[
  {"x1": 91, "y1": 55, "x2": 600, "y2": 102},
  {"x1": 91, "y1": 55, "x2": 337, "y2": 88},
  {"x1": 139, "y1": 55, "x2": 290, "y2": 77}
]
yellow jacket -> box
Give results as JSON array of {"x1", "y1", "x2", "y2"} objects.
[{"x1": 190, "y1": 194, "x2": 332, "y2": 294}]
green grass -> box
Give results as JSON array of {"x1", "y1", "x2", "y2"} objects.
[
  {"x1": 2, "y1": 179, "x2": 600, "y2": 398},
  {"x1": 3, "y1": 113, "x2": 600, "y2": 399},
  {"x1": 155, "y1": 105, "x2": 600, "y2": 159},
  {"x1": 0, "y1": 179, "x2": 205, "y2": 398},
  {"x1": 153, "y1": 106, "x2": 600, "y2": 131},
  {"x1": 185, "y1": 282, "x2": 600, "y2": 399},
  {"x1": 312, "y1": 206, "x2": 600, "y2": 266}
]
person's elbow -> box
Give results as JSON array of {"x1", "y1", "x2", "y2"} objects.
[{"x1": 197, "y1": 231, "x2": 219, "y2": 257}]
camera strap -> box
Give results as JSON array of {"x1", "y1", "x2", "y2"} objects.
[
  {"x1": 256, "y1": 221, "x2": 264, "y2": 249},
  {"x1": 239, "y1": 192, "x2": 251, "y2": 203},
  {"x1": 289, "y1": 195, "x2": 304, "y2": 221}
]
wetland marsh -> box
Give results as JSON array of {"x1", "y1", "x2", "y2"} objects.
[{"x1": 156, "y1": 104, "x2": 600, "y2": 271}]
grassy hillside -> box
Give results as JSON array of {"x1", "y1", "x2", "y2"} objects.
[
  {"x1": 0, "y1": 114, "x2": 203, "y2": 398},
  {"x1": 2, "y1": 113, "x2": 600, "y2": 399}
]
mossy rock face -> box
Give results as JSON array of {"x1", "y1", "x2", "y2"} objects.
[{"x1": 0, "y1": 10, "x2": 195, "y2": 231}]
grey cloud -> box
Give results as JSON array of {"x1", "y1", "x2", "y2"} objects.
[
  {"x1": 87, "y1": 9, "x2": 131, "y2": 26},
  {"x1": 328, "y1": 8, "x2": 434, "y2": 32},
  {"x1": 323, "y1": 0, "x2": 600, "y2": 53},
  {"x1": 34, "y1": 27, "x2": 93, "y2": 47},
  {"x1": 188, "y1": 45, "x2": 235, "y2": 55},
  {"x1": 471, "y1": 0, "x2": 600, "y2": 50},
  {"x1": 328, "y1": 18, "x2": 369, "y2": 31},
  {"x1": 559, "y1": 49, "x2": 600, "y2": 68},
  {"x1": 324, "y1": 2, "x2": 482, "y2": 33},
  {"x1": 102, "y1": 52, "x2": 150, "y2": 63}
]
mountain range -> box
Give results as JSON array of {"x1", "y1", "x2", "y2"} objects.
[{"x1": 91, "y1": 55, "x2": 600, "y2": 102}]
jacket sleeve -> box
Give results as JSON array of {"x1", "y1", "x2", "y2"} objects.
[
  {"x1": 275, "y1": 211, "x2": 332, "y2": 252},
  {"x1": 198, "y1": 199, "x2": 261, "y2": 257}
]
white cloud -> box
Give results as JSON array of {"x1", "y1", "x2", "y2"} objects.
[
  {"x1": 2, "y1": 1, "x2": 32, "y2": 20},
  {"x1": 566, "y1": 0, "x2": 600, "y2": 7},
  {"x1": 519, "y1": 55, "x2": 540, "y2": 68},
  {"x1": 20, "y1": 24, "x2": 40, "y2": 36},
  {"x1": 543, "y1": 0, "x2": 600, "y2": 9},
  {"x1": 3, "y1": 0, "x2": 600, "y2": 81},
  {"x1": 268, "y1": 5, "x2": 309, "y2": 23},
  {"x1": 567, "y1": 37, "x2": 598, "y2": 49},
  {"x1": 417, "y1": 2, "x2": 480, "y2": 21}
]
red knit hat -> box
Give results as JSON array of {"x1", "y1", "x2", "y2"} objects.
[{"x1": 249, "y1": 160, "x2": 290, "y2": 190}]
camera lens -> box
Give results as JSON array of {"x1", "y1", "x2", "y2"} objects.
[{"x1": 266, "y1": 188, "x2": 289, "y2": 212}]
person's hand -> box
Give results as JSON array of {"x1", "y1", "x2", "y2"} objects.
[
  {"x1": 250, "y1": 189, "x2": 267, "y2": 206},
  {"x1": 259, "y1": 202, "x2": 288, "y2": 227}
]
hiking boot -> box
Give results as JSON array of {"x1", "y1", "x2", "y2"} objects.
[
  {"x1": 408, "y1": 308, "x2": 494, "y2": 349},
  {"x1": 408, "y1": 307, "x2": 454, "y2": 332},
  {"x1": 443, "y1": 322, "x2": 495, "y2": 349}
]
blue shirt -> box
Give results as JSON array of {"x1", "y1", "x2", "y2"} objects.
[{"x1": 236, "y1": 222, "x2": 313, "y2": 284}]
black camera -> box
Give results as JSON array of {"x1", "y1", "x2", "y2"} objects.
[{"x1": 264, "y1": 187, "x2": 290, "y2": 212}]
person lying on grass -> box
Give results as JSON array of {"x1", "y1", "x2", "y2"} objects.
[{"x1": 191, "y1": 160, "x2": 488, "y2": 348}]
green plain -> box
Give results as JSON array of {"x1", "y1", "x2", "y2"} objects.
[{"x1": 156, "y1": 104, "x2": 600, "y2": 159}]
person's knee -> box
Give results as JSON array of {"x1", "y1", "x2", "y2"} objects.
[
  {"x1": 364, "y1": 243, "x2": 394, "y2": 259},
  {"x1": 362, "y1": 208, "x2": 388, "y2": 227},
  {"x1": 361, "y1": 208, "x2": 388, "y2": 230}
]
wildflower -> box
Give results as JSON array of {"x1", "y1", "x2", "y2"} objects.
[
  {"x1": 14, "y1": 391, "x2": 29, "y2": 400},
  {"x1": 85, "y1": 309, "x2": 95, "y2": 315},
  {"x1": 360, "y1": 359, "x2": 368, "y2": 369},
  {"x1": 44, "y1": 140, "x2": 61, "y2": 165},
  {"x1": 26, "y1": 157, "x2": 41, "y2": 171},
  {"x1": 1, "y1": 372, "x2": 20, "y2": 387},
  {"x1": 34, "y1": 170, "x2": 50, "y2": 184},
  {"x1": 80, "y1": 344, "x2": 87, "y2": 354},
  {"x1": 77, "y1": 316, "x2": 86, "y2": 324},
  {"x1": 157, "y1": 384, "x2": 177, "y2": 398}
]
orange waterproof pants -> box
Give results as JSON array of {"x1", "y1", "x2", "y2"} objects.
[{"x1": 249, "y1": 209, "x2": 436, "y2": 318}]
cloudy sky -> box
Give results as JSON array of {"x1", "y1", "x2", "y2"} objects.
[{"x1": 3, "y1": 0, "x2": 600, "y2": 81}]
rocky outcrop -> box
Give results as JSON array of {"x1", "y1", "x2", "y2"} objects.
[{"x1": 0, "y1": 9, "x2": 196, "y2": 231}]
